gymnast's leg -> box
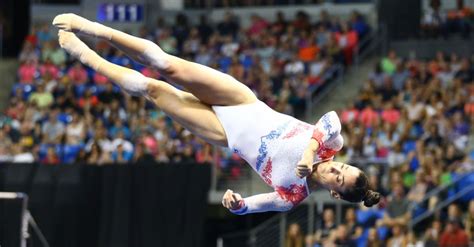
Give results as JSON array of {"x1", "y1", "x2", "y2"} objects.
[
  {"x1": 57, "y1": 30, "x2": 228, "y2": 146},
  {"x1": 53, "y1": 14, "x2": 257, "y2": 106}
]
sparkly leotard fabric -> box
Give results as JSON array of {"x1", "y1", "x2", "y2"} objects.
[{"x1": 212, "y1": 100, "x2": 320, "y2": 214}]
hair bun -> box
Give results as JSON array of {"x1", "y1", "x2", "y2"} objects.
[{"x1": 363, "y1": 190, "x2": 381, "y2": 207}]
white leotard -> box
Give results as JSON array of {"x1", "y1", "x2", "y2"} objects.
[{"x1": 212, "y1": 100, "x2": 320, "y2": 214}]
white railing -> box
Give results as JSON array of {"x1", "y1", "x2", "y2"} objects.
[
  {"x1": 305, "y1": 64, "x2": 345, "y2": 121},
  {"x1": 305, "y1": 25, "x2": 387, "y2": 121},
  {"x1": 411, "y1": 184, "x2": 474, "y2": 227}
]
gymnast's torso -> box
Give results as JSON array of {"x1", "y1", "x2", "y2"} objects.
[{"x1": 212, "y1": 100, "x2": 318, "y2": 206}]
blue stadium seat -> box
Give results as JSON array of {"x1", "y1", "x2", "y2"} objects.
[
  {"x1": 57, "y1": 113, "x2": 72, "y2": 124},
  {"x1": 402, "y1": 140, "x2": 417, "y2": 154},
  {"x1": 11, "y1": 83, "x2": 36, "y2": 100},
  {"x1": 240, "y1": 54, "x2": 253, "y2": 70},
  {"x1": 218, "y1": 56, "x2": 232, "y2": 73},
  {"x1": 356, "y1": 229, "x2": 368, "y2": 247},
  {"x1": 455, "y1": 172, "x2": 474, "y2": 202},
  {"x1": 74, "y1": 84, "x2": 90, "y2": 97},
  {"x1": 356, "y1": 209, "x2": 384, "y2": 227},
  {"x1": 62, "y1": 145, "x2": 83, "y2": 163},
  {"x1": 409, "y1": 156, "x2": 420, "y2": 171},
  {"x1": 377, "y1": 226, "x2": 389, "y2": 240}
]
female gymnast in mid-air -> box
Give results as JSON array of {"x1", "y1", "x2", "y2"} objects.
[{"x1": 52, "y1": 14, "x2": 380, "y2": 215}]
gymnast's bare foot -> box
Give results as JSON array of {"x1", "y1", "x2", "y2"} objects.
[
  {"x1": 53, "y1": 13, "x2": 112, "y2": 40},
  {"x1": 57, "y1": 30, "x2": 102, "y2": 70}
]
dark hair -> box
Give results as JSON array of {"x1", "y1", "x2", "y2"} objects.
[{"x1": 339, "y1": 171, "x2": 381, "y2": 207}]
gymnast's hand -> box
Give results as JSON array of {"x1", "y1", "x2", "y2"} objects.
[
  {"x1": 222, "y1": 189, "x2": 244, "y2": 210},
  {"x1": 295, "y1": 152, "x2": 314, "y2": 178}
]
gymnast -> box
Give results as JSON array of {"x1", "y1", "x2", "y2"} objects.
[{"x1": 52, "y1": 14, "x2": 380, "y2": 215}]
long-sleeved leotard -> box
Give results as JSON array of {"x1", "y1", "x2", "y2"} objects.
[{"x1": 212, "y1": 101, "x2": 342, "y2": 215}]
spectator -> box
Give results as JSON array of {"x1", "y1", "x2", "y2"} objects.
[
  {"x1": 421, "y1": 0, "x2": 447, "y2": 38},
  {"x1": 446, "y1": 0, "x2": 472, "y2": 38},
  {"x1": 11, "y1": 144, "x2": 34, "y2": 163},
  {"x1": 341, "y1": 104, "x2": 359, "y2": 125},
  {"x1": 447, "y1": 204, "x2": 462, "y2": 222},
  {"x1": 380, "y1": 183, "x2": 411, "y2": 227},
  {"x1": 39, "y1": 58, "x2": 59, "y2": 79},
  {"x1": 439, "y1": 218, "x2": 469, "y2": 247},
  {"x1": 381, "y1": 101, "x2": 400, "y2": 125},
  {"x1": 386, "y1": 223, "x2": 408, "y2": 247},
  {"x1": 284, "y1": 54, "x2": 305, "y2": 76},
  {"x1": 350, "y1": 10, "x2": 369, "y2": 39},
  {"x1": 334, "y1": 22, "x2": 358, "y2": 65},
  {"x1": 19, "y1": 42, "x2": 39, "y2": 63},
  {"x1": 366, "y1": 228, "x2": 382, "y2": 247},
  {"x1": 111, "y1": 143, "x2": 132, "y2": 164},
  {"x1": 407, "y1": 171, "x2": 430, "y2": 204},
  {"x1": 217, "y1": 12, "x2": 239, "y2": 38},
  {"x1": 86, "y1": 141, "x2": 112, "y2": 165},
  {"x1": 29, "y1": 83, "x2": 53, "y2": 108},
  {"x1": 66, "y1": 111, "x2": 86, "y2": 145},
  {"x1": 41, "y1": 110, "x2": 65, "y2": 144},
  {"x1": 285, "y1": 223, "x2": 303, "y2": 247},
  {"x1": 359, "y1": 102, "x2": 379, "y2": 127},
  {"x1": 464, "y1": 200, "x2": 474, "y2": 242},
  {"x1": 314, "y1": 208, "x2": 337, "y2": 244},
  {"x1": 41, "y1": 146, "x2": 60, "y2": 165},
  {"x1": 98, "y1": 83, "x2": 122, "y2": 104},
  {"x1": 67, "y1": 62, "x2": 88, "y2": 85},
  {"x1": 247, "y1": 14, "x2": 269, "y2": 37},
  {"x1": 344, "y1": 208, "x2": 363, "y2": 239},
  {"x1": 332, "y1": 224, "x2": 356, "y2": 247},
  {"x1": 18, "y1": 59, "x2": 38, "y2": 84},
  {"x1": 406, "y1": 231, "x2": 424, "y2": 247},
  {"x1": 197, "y1": 15, "x2": 213, "y2": 43},
  {"x1": 381, "y1": 50, "x2": 400, "y2": 75},
  {"x1": 424, "y1": 219, "x2": 442, "y2": 246},
  {"x1": 77, "y1": 89, "x2": 99, "y2": 109}
]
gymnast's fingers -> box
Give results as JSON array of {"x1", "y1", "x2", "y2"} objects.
[
  {"x1": 223, "y1": 190, "x2": 232, "y2": 208},
  {"x1": 232, "y1": 193, "x2": 242, "y2": 202},
  {"x1": 296, "y1": 167, "x2": 310, "y2": 178}
]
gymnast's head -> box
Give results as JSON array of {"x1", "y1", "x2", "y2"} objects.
[{"x1": 314, "y1": 161, "x2": 380, "y2": 207}]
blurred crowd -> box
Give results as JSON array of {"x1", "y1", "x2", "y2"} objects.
[
  {"x1": 421, "y1": 0, "x2": 473, "y2": 39},
  {"x1": 0, "y1": 10, "x2": 369, "y2": 174},
  {"x1": 184, "y1": 0, "x2": 369, "y2": 8},
  {"x1": 285, "y1": 50, "x2": 474, "y2": 247},
  {"x1": 286, "y1": 201, "x2": 474, "y2": 247}
]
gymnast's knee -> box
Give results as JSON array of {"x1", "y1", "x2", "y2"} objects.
[{"x1": 140, "y1": 40, "x2": 172, "y2": 72}]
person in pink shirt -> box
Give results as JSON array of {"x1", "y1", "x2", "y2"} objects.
[
  {"x1": 247, "y1": 14, "x2": 269, "y2": 37},
  {"x1": 67, "y1": 62, "x2": 89, "y2": 85},
  {"x1": 39, "y1": 58, "x2": 59, "y2": 79},
  {"x1": 93, "y1": 72, "x2": 109, "y2": 85},
  {"x1": 141, "y1": 66, "x2": 161, "y2": 79},
  {"x1": 341, "y1": 102, "x2": 360, "y2": 124},
  {"x1": 359, "y1": 103, "x2": 380, "y2": 127},
  {"x1": 381, "y1": 101, "x2": 400, "y2": 124},
  {"x1": 18, "y1": 60, "x2": 38, "y2": 84},
  {"x1": 334, "y1": 23, "x2": 359, "y2": 65}
]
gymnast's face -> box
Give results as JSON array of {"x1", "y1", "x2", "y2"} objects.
[{"x1": 315, "y1": 161, "x2": 361, "y2": 199}]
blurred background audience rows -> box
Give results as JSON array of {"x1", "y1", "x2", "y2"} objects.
[
  {"x1": 285, "y1": 49, "x2": 474, "y2": 247},
  {"x1": 0, "y1": 10, "x2": 370, "y2": 172}
]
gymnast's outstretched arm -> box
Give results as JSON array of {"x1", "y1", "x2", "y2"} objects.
[{"x1": 222, "y1": 190, "x2": 301, "y2": 215}]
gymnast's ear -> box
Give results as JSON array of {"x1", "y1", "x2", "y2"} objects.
[{"x1": 329, "y1": 190, "x2": 341, "y2": 200}]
